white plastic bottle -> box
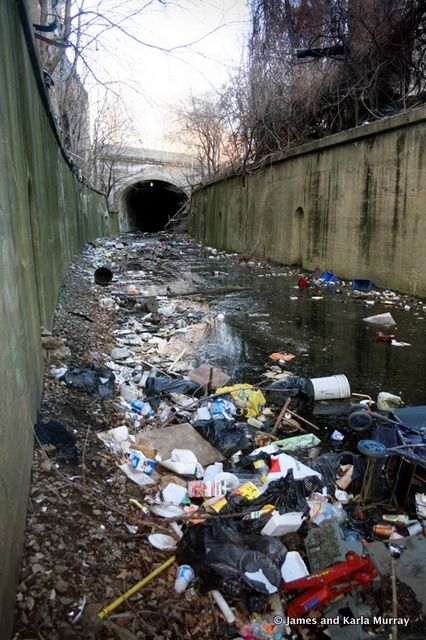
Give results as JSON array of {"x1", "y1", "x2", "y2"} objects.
[{"x1": 174, "y1": 565, "x2": 194, "y2": 593}]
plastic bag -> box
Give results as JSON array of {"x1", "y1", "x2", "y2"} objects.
[
  {"x1": 249, "y1": 473, "x2": 311, "y2": 514},
  {"x1": 276, "y1": 433, "x2": 321, "y2": 452},
  {"x1": 310, "y1": 452, "x2": 365, "y2": 494},
  {"x1": 221, "y1": 472, "x2": 311, "y2": 519},
  {"x1": 216, "y1": 384, "x2": 266, "y2": 418},
  {"x1": 35, "y1": 420, "x2": 78, "y2": 463},
  {"x1": 310, "y1": 501, "x2": 347, "y2": 525},
  {"x1": 63, "y1": 364, "x2": 115, "y2": 399},
  {"x1": 176, "y1": 520, "x2": 286, "y2": 597},
  {"x1": 145, "y1": 372, "x2": 200, "y2": 408},
  {"x1": 264, "y1": 376, "x2": 314, "y2": 416},
  {"x1": 193, "y1": 417, "x2": 252, "y2": 457}
]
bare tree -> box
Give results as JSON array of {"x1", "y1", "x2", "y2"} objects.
[
  {"x1": 30, "y1": 1, "x2": 241, "y2": 180},
  {"x1": 30, "y1": 1, "x2": 170, "y2": 172},
  {"x1": 239, "y1": 0, "x2": 426, "y2": 160},
  {"x1": 86, "y1": 94, "x2": 139, "y2": 202},
  {"x1": 174, "y1": 93, "x2": 227, "y2": 178}
]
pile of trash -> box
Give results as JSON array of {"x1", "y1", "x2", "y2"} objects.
[{"x1": 14, "y1": 233, "x2": 426, "y2": 640}]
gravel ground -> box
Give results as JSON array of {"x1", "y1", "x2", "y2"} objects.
[{"x1": 13, "y1": 235, "x2": 220, "y2": 640}]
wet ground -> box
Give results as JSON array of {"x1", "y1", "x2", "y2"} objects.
[{"x1": 177, "y1": 239, "x2": 426, "y2": 405}]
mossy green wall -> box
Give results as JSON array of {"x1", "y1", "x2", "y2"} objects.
[
  {"x1": 190, "y1": 108, "x2": 426, "y2": 296},
  {"x1": 0, "y1": 3, "x2": 109, "y2": 635}
]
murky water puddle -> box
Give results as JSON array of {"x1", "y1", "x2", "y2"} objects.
[{"x1": 180, "y1": 244, "x2": 426, "y2": 406}]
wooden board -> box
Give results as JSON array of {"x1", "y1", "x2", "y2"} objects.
[{"x1": 188, "y1": 363, "x2": 230, "y2": 389}]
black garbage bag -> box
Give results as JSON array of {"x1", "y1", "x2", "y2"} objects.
[
  {"x1": 35, "y1": 420, "x2": 78, "y2": 463},
  {"x1": 63, "y1": 364, "x2": 115, "y2": 399},
  {"x1": 310, "y1": 451, "x2": 365, "y2": 494},
  {"x1": 233, "y1": 450, "x2": 272, "y2": 471},
  {"x1": 249, "y1": 472, "x2": 311, "y2": 514},
  {"x1": 265, "y1": 376, "x2": 314, "y2": 416},
  {"x1": 192, "y1": 418, "x2": 252, "y2": 457},
  {"x1": 145, "y1": 373, "x2": 200, "y2": 408},
  {"x1": 218, "y1": 471, "x2": 311, "y2": 525},
  {"x1": 176, "y1": 520, "x2": 286, "y2": 598},
  {"x1": 206, "y1": 544, "x2": 283, "y2": 594}
]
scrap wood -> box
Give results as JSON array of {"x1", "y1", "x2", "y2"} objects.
[
  {"x1": 136, "y1": 422, "x2": 225, "y2": 465},
  {"x1": 271, "y1": 398, "x2": 291, "y2": 435},
  {"x1": 69, "y1": 310, "x2": 94, "y2": 322},
  {"x1": 287, "y1": 408, "x2": 320, "y2": 432},
  {"x1": 188, "y1": 363, "x2": 231, "y2": 390},
  {"x1": 154, "y1": 507, "x2": 270, "y2": 523},
  {"x1": 167, "y1": 347, "x2": 187, "y2": 373}
]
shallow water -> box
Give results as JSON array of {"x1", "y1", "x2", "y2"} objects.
[{"x1": 183, "y1": 246, "x2": 426, "y2": 406}]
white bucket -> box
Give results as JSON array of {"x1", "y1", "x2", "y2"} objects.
[{"x1": 310, "y1": 374, "x2": 351, "y2": 401}]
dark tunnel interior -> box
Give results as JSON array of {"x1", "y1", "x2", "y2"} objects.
[{"x1": 123, "y1": 180, "x2": 187, "y2": 231}]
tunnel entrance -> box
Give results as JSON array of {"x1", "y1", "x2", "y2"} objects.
[{"x1": 123, "y1": 180, "x2": 187, "y2": 231}]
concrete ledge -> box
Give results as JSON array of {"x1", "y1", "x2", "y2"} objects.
[
  {"x1": 190, "y1": 107, "x2": 426, "y2": 297},
  {"x1": 194, "y1": 106, "x2": 426, "y2": 190}
]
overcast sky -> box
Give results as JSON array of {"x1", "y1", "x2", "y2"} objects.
[{"x1": 80, "y1": 0, "x2": 250, "y2": 150}]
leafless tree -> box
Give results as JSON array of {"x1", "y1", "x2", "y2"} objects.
[
  {"x1": 86, "y1": 94, "x2": 139, "y2": 202},
  {"x1": 30, "y1": 1, "x2": 162, "y2": 168},
  {"x1": 31, "y1": 1, "x2": 241, "y2": 180},
  {"x1": 240, "y1": 0, "x2": 426, "y2": 160},
  {"x1": 173, "y1": 92, "x2": 242, "y2": 178}
]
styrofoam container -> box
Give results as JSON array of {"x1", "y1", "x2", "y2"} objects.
[
  {"x1": 261, "y1": 511, "x2": 305, "y2": 536},
  {"x1": 310, "y1": 374, "x2": 351, "y2": 400},
  {"x1": 281, "y1": 551, "x2": 310, "y2": 582}
]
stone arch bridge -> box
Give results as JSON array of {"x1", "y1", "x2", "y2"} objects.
[{"x1": 106, "y1": 146, "x2": 200, "y2": 231}]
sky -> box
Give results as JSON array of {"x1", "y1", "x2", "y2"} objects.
[{"x1": 78, "y1": 0, "x2": 250, "y2": 150}]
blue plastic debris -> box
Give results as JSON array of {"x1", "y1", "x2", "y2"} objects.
[
  {"x1": 319, "y1": 271, "x2": 338, "y2": 284},
  {"x1": 352, "y1": 279, "x2": 375, "y2": 291}
]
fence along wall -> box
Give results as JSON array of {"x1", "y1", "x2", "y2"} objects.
[
  {"x1": 190, "y1": 108, "x2": 426, "y2": 297},
  {"x1": 0, "y1": 3, "x2": 109, "y2": 636}
]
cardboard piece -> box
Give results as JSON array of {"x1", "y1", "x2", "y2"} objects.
[
  {"x1": 136, "y1": 422, "x2": 225, "y2": 466},
  {"x1": 188, "y1": 363, "x2": 231, "y2": 389}
]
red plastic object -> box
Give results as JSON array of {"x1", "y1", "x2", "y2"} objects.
[
  {"x1": 375, "y1": 331, "x2": 395, "y2": 343},
  {"x1": 298, "y1": 277, "x2": 309, "y2": 288},
  {"x1": 284, "y1": 552, "x2": 378, "y2": 617}
]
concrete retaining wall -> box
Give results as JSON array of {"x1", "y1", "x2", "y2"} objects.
[
  {"x1": 0, "y1": 3, "x2": 109, "y2": 635},
  {"x1": 190, "y1": 108, "x2": 426, "y2": 296}
]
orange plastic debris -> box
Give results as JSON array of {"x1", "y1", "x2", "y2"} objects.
[{"x1": 269, "y1": 352, "x2": 296, "y2": 362}]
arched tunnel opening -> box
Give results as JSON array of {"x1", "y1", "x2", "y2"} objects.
[{"x1": 123, "y1": 180, "x2": 187, "y2": 231}]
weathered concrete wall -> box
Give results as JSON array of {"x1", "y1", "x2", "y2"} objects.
[
  {"x1": 190, "y1": 108, "x2": 426, "y2": 296},
  {"x1": 0, "y1": 3, "x2": 109, "y2": 636}
]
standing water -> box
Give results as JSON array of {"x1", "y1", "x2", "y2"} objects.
[{"x1": 176, "y1": 240, "x2": 426, "y2": 406}]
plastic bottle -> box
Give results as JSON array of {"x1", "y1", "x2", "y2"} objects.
[
  {"x1": 130, "y1": 400, "x2": 154, "y2": 418},
  {"x1": 174, "y1": 564, "x2": 194, "y2": 593}
]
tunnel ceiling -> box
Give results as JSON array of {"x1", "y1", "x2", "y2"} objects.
[{"x1": 123, "y1": 180, "x2": 187, "y2": 232}]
